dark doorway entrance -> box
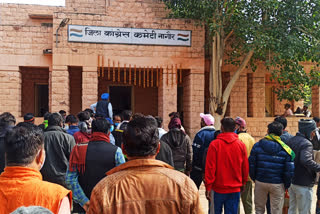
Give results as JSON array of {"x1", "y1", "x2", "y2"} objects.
[
  {"x1": 109, "y1": 86, "x2": 132, "y2": 116},
  {"x1": 34, "y1": 84, "x2": 49, "y2": 117}
]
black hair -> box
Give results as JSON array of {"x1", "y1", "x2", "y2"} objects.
[
  {"x1": 274, "y1": 116, "x2": 287, "y2": 129},
  {"x1": 59, "y1": 110, "x2": 66, "y2": 115},
  {"x1": 122, "y1": 110, "x2": 132, "y2": 121},
  {"x1": 169, "y1": 112, "x2": 180, "y2": 118},
  {"x1": 221, "y1": 117, "x2": 236, "y2": 132},
  {"x1": 84, "y1": 108, "x2": 94, "y2": 117},
  {"x1": 0, "y1": 112, "x2": 16, "y2": 126},
  {"x1": 48, "y1": 113, "x2": 63, "y2": 126},
  {"x1": 43, "y1": 112, "x2": 51, "y2": 120},
  {"x1": 314, "y1": 117, "x2": 320, "y2": 123},
  {"x1": 155, "y1": 116, "x2": 163, "y2": 128},
  {"x1": 268, "y1": 122, "x2": 283, "y2": 136},
  {"x1": 92, "y1": 118, "x2": 111, "y2": 134},
  {"x1": 113, "y1": 114, "x2": 122, "y2": 120},
  {"x1": 285, "y1": 103, "x2": 291, "y2": 108},
  {"x1": 24, "y1": 113, "x2": 34, "y2": 122},
  {"x1": 132, "y1": 113, "x2": 144, "y2": 120},
  {"x1": 66, "y1": 114, "x2": 78, "y2": 124},
  {"x1": 77, "y1": 111, "x2": 91, "y2": 122},
  {"x1": 16, "y1": 122, "x2": 41, "y2": 130},
  {"x1": 123, "y1": 115, "x2": 159, "y2": 157},
  {"x1": 5, "y1": 125, "x2": 44, "y2": 165}
]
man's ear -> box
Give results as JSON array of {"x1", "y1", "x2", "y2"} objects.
[
  {"x1": 156, "y1": 142, "x2": 160, "y2": 154},
  {"x1": 121, "y1": 144, "x2": 127, "y2": 156},
  {"x1": 36, "y1": 148, "x2": 45, "y2": 165}
]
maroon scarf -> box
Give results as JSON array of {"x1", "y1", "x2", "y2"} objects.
[
  {"x1": 168, "y1": 117, "x2": 182, "y2": 130},
  {"x1": 69, "y1": 132, "x2": 110, "y2": 173}
]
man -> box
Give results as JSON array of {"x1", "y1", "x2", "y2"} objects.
[
  {"x1": 234, "y1": 117, "x2": 255, "y2": 214},
  {"x1": 312, "y1": 117, "x2": 320, "y2": 150},
  {"x1": 249, "y1": 122, "x2": 295, "y2": 214},
  {"x1": 66, "y1": 118, "x2": 125, "y2": 213},
  {"x1": 205, "y1": 117, "x2": 248, "y2": 214},
  {"x1": 287, "y1": 119, "x2": 320, "y2": 214},
  {"x1": 0, "y1": 112, "x2": 16, "y2": 173},
  {"x1": 191, "y1": 113, "x2": 215, "y2": 189},
  {"x1": 65, "y1": 114, "x2": 79, "y2": 136},
  {"x1": 113, "y1": 110, "x2": 132, "y2": 147},
  {"x1": 88, "y1": 116, "x2": 204, "y2": 214},
  {"x1": 274, "y1": 116, "x2": 293, "y2": 143},
  {"x1": 40, "y1": 113, "x2": 76, "y2": 188},
  {"x1": 155, "y1": 116, "x2": 167, "y2": 139},
  {"x1": 38, "y1": 112, "x2": 51, "y2": 131},
  {"x1": 302, "y1": 105, "x2": 311, "y2": 117},
  {"x1": 282, "y1": 104, "x2": 293, "y2": 117},
  {"x1": 0, "y1": 124, "x2": 71, "y2": 213},
  {"x1": 24, "y1": 113, "x2": 35, "y2": 124},
  {"x1": 161, "y1": 117, "x2": 193, "y2": 175},
  {"x1": 113, "y1": 114, "x2": 122, "y2": 128},
  {"x1": 90, "y1": 93, "x2": 113, "y2": 119}
]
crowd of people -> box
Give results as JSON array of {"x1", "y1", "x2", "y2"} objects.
[{"x1": 0, "y1": 93, "x2": 320, "y2": 214}]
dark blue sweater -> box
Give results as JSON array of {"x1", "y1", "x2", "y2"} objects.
[{"x1": 249, "y1": 138, "x2": 294, "y2": 189}]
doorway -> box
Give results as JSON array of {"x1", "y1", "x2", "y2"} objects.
[
  {"x1": 109, "y1": 86, "x2": 132, "y2": 115},
  {"x1": 34, "y1": 84, "x2": 49, "y2": 117}
]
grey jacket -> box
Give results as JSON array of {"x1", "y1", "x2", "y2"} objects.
[
  {"x1": 40, "y1": 125, "x2": 75, "y2": 188},
  {"x1": 160, "y1": 128, "x2": 192, "y2": 171}
]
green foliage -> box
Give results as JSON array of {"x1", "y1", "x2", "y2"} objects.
[{"x1": 163, "y1": 0, "x2": 320, "y2": 101}]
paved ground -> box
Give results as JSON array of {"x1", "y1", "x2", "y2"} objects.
[{"x1": 199, "y1": 183, "x2": 318, "y2": 213}]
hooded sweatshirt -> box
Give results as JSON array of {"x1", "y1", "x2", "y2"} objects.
[{"x1": 205, "y1": 132, "x2": 248, "y2": 193}]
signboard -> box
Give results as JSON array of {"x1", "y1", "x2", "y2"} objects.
[{"x1": 68, "y1": 25, "x2": 192, "y2": 46}]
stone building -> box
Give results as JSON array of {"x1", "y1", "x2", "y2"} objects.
[{"x1": 0, "y1": 0, "x2": 319, "y2": 138}]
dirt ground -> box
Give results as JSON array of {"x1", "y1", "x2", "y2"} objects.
[{"x1": 199, "y1": 183, "x2": 318, "y2": 213}]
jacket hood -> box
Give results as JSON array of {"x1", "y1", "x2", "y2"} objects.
[
  {"x1": 166, "y1": 128, "x2": 186, "y2": 147},
  {"x1": 258, "y1": 138, "x2": 282, "y2": 154},
  {"x1": 217, "y1": 132, "x2": 239, "y2": 144}
]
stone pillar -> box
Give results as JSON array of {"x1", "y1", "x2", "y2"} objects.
[
  {"x1": 158, "y1": 67, "x2": 177, "y2": 130},
  {"x1": 50, "y1": 66, "x2": 70, "y2": 113},
  {"x1": 312, "y1": 86, "x2": 320, "y2": 117},
  {"x1": 82, "y1": 66, "x2": 98, "y2": 110},
  {"x1": 183, "y1": 70, "x2": 205, "y2": 138},
  {"x1": 250, "y1": 72, "x2": 265, "y2": 117},
  {"x1": 0, "y1": 66, "x2": 21, "y2": 117}
]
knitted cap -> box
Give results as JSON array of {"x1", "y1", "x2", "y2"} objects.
[
  {"x1": 235, "y1": 116, "x2": 246, "y2": 128},
  {"x1": 298, "y1": 119, "x2": 317, "y2": 140}
]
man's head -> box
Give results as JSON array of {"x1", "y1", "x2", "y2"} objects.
[
  {"x1": 48, "y1": 113, "x2": 63, "y2": 127},
  {"x1": 0, "y1": 112, "x2": 16, "y2": 126},
  {"x1": 122, "y1": 110, "x2": 132, "y2": 121},
  {"x1": 299, "y1": 119, "x2": 318, "y2": 140},
  {"x1": 77, "y1": 111, "x2": 91, "y2": 122},
  {"x1": 43, "y1": 112, "x2": 51, "y2": 120},
  {"x1": 284, "y1": 103, "x2": 291, "y2": 110},
  {"x1": 123, "y1": 116, "x2": 159, "y2": 158},
  {"x1": 303, "y1": 105, "x2": 308, "y2": 111},
  {"x1": 92, "y1": 118, "x2": 111, "y2": 134},
  {"x1": 101, "y1": 93, "x2": 109, "y2": 100},
  {"x1": 65, "y1": 114, "x2": 78, "y2": 126},
  {"x1": 5, "y1": 125, "x2": 45, "y2": 170},
  {"x1": 220, "y1": 117, "x2": 236, "y2": 133},
  {"x1": 235, "y1": 117, "x2": 246, "y2": 132},
  {"x1": 24, "y1": 113, "x2": 35, "y2": 124},
  {"x1": 58, "y1": 110, "x2": 66, "y2": 119},
  {"x1": 274, "y1": 116, "x2": 287, "y2": 130},
  {"x1": 155, "y1": 116, "x2": 163, "y2": 128},
  {"x1": 314, "y1": 117, "x2": 320, "y2": 128},
  {"x1": 267, "y1": 122, "x2": 283, "y2": 136},
  {"x1": 113, "y1": 115, "x2": 122, "y2": 126},
  {"x1": 200, "y1": 113, "x2": 215, "y2": 128},
  {"x1": 169, "y1": 112, "x2": 180, "y2": 119},
  {"x1": 84, "y1": 108, "x2": 94, "y2": 118}
]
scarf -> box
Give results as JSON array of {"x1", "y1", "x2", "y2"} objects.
[
  {"x1": 43, "y1": 120, "x2": 48, "y2": 129},
  {"x1": 168, "y1": 117, "x2": 181, "y2": 130},
  {"x1": 69, "y1": 132, "x2": 110, "y2": 173},
  {"x1": 265, "y1": 134, "x2": 295, "y2": 161}
]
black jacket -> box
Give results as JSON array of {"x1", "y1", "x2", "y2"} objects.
[
  {"x1": 287, "y1": 133, "x2": 320, "y2": 187},
  {"x1": 40, "y1": 125, "x2": 76, "y2": 188},
  {"x1": 312, "y1": 130, "x2": 320, "y2": 150},
  {"x1": 96, "y1": 100, "x2": 110, "y2": 118},
  {"x1": 156, "y1": 141, "x2": 174, "y2": 166},
  {"x1": 0, "y1": 125, "x2": 13, "y2": 174}
]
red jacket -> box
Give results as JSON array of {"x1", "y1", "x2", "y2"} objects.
[{"x1": 205, "y1": 132, "x2": 249, "y2": 193}]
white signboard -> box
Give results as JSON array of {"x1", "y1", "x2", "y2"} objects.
[{"x1": 68, "y1": 25, "x2": 191, "y2": 46}]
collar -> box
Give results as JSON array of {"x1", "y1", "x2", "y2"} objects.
[
  {"x1": 1, "y1": 166, "x2": 42, "y2": 180},
  {"x1": 106, "y1": 159, "x2": 173, "y2": 176},
  {"x1": 45, "y1": 125, "x2": 66, "y2": 133}
]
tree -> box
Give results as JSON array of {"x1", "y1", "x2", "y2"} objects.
[{"x1": 162, "y1": 0, "x2": 320, "y2": 127}]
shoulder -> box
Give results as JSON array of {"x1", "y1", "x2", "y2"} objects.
[{"x1": 38, "y1": 180, "x2": 70, "y2": 197}]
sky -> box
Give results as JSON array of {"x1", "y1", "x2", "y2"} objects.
[{"x1": 0, "y1": 0, "x2": 65, "y2": 6}]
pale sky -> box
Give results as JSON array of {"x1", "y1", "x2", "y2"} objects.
[{"x1": 0, "y1": 0, "x2": 65, "y2": 6}]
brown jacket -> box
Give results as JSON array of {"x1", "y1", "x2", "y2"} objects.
[{"x1": 89, "y1": 159, "x2": 204, "y2": 214}]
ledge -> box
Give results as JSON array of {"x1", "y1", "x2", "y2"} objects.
[{"x1": 29, "y1": 13, "x2": 53, "y2": 19}]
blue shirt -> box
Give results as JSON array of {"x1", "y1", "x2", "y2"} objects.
[{"x1": 67, "y1": 125, "x2": 80, "y2": 136}]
